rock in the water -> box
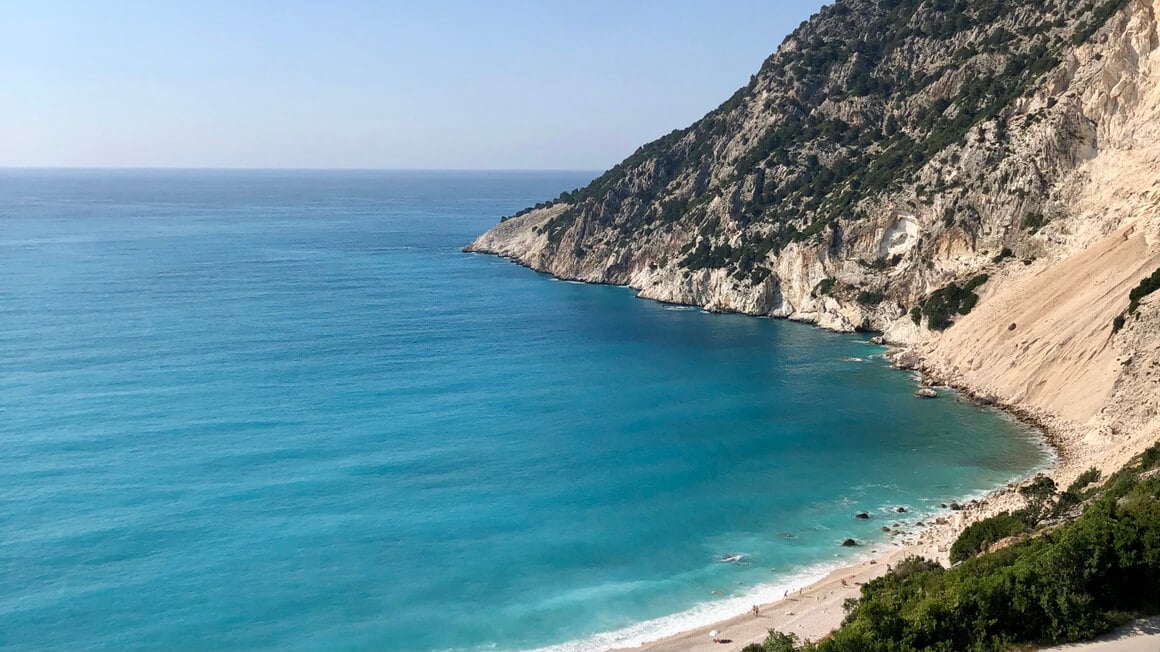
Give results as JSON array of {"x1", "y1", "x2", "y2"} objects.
[
  {"x1": 841, "y1": 538, "x2": 858, "y2": 547},
  {"x1": 940, "y1": 503, "x2": 948, "y2": 509},
  {"x1": 855, "y1": 512, "x2": 870, "y2": 520},
  {"x1": 869, "y1": 336, "x2": 885, "y2": 345},
  {"x1": 881, "y1": 526, "x2": 891, "y2": 532},
  {"x1": 914, "y1": 387, "x2": 938, "y2": 399},
  {"x1": 892, "y1": 351, "x2": 922, "y2": 370},
  {"x1": 950, "y1": 502, "x2": 963, "y2": 511},
  {"x1": 894, "y1": 506, "x2": 908, "y2": 513}
]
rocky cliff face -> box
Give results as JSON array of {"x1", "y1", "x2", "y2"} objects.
[{"x1": 468, "y1": 0, "x2": 1160, "y2": 474}]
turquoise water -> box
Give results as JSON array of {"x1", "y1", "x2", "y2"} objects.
[{"x1": 0, "y1": 170, "x2": 1048, "y2": 651}]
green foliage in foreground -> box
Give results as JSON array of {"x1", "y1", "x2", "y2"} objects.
[{"x1": 756, "y1": 444, "x2": 1160, "y2": 652}]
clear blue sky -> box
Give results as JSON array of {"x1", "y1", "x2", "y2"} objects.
[{"x1": 1, "y1": 1, "x2": 829, "y2": 170}]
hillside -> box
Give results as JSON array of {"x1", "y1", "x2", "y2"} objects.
[{"x1": 467, "y1": 0, "x2": 1160, "y2": 484}]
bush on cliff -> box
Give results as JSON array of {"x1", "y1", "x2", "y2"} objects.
[{"x1": 915, "y1": 275, "x2": 987, "y2": 330}]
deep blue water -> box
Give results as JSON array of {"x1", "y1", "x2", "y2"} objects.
[{"x1": 0, "y1": 170, "x2": 1048, "y2": 651}]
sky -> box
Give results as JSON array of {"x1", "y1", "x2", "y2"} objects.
[{"x1": 0, "y1": 1, "x2": 830, "y2": 170}]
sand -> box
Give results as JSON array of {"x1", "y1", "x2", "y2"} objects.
[{"x1": 618, "y1": 549, "x2": 906, "y2": 651}]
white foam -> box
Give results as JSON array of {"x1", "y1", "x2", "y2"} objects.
[{"x1": 525, "y1": 563, "x2": 836, "y2": 652}]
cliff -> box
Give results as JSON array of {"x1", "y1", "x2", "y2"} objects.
[{"x1": 467, "y1": 0, "x2": 1160, "y2": 478}]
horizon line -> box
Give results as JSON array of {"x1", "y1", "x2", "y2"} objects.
[{"x1": 0, "y1": 165, "x2": 603, "y2": 173}]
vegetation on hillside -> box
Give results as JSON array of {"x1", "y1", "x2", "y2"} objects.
[
  {"x1": 1112, "y1": 265, "x2": 1160, "y2": 333},
  {"x1": 507, "y1": 0, "x2": 1131, "y2": 293},
  {"x1": 743, "y1": 448, "x2": 1160, "y2": 652},
  {"x1": 910, "y1": 273, "x2": 988, "y2": 330}
]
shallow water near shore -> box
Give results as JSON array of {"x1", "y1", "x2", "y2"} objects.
[{"x1": 0, "y1": 170, "x2": 1049, "y2": 651}]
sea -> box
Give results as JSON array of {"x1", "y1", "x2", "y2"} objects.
[{"x1": 0, "y1": 169, "x2": 1050, "y2": 651}]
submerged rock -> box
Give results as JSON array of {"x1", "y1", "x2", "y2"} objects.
[
  {"x1": 841, "y1": 538, "x2": 859, "y2": 547},
  {"x1": 855, "y1": 512, "x2": 871, "y2": 520}
]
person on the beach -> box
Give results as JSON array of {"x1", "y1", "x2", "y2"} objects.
[{"x1": 752, "y1": 604, "x2": 759, "y2": 617}]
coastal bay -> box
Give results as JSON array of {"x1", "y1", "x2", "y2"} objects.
[{"x1": 0, "y1": 170, "x2": 1049, "y2": 651}]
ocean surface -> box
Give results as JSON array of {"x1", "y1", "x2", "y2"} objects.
[{"x1": 0, "y1": 170, "x2": 1049, "y2": 651}]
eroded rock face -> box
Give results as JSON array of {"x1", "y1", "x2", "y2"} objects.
[{"x1": 469, "y1": 0, "x2": 1160, "y2": 342}]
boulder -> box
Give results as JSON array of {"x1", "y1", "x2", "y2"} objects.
[
  {"x1": 894, "y1": 506, "x2": 908, "y2": 513},
  {"x1": 914, "y1": 387, "x2": 938, "y2": 398},
  {"x1": 841, "y1": 538, "x2": 858, "y2": 547},
  {"x1": 892, "y1": 350, "x2": 922, "y2": 370},
  {"x1": 950, "y1": 502, "x2": 963, "y2": 511},
  {"x1": 855, "y1": 512, "x2": 870, "y2": 520}
]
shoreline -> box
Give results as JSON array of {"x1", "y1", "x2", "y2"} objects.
[
  {"x1": 611, "y1": 361, "x2": 1077, "y2": 652},
  {"x1": 477, "y1": 253, "x2": 1076, "y2": 652},
  {"x1": 468, "y1": 246, "x2": 1146, "y2": 652},
  {"x1": 525, "y1": 352, "x2": 1061, "y2": 652}
]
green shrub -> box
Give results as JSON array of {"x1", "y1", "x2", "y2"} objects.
[
  {"x1": 857, "y1": 290, "x2": 885, "y2": 305},
  {"x1": 950, "y1": 511, "x2": 1029, "y2": 563},
  {"x1": 1128, "y1": 266, "x2": 1160, "y2": 313},
  {"x1": 965, "y1": 273, "x2": 989, "y2": 292},
  {"x1": 1020, "y1": 475, "x2": 1058, "y2": 522},
  {"x1": 1068, "y1": 468, "x2": 1102, "y2": 495},
  {"x1": 814, "y1": 278, "x2": 836, "y2": 297},
  {"x1": 755, "y1": 631, "x2": 800, "y2": 652},
  {"x1": 916, "y1": 281, "x2": 982, "y2": 330},
  {"x1": 1021, "y1": 212, "x2": 1047, "y2": 232}
]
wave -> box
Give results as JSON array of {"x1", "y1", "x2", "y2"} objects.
[
  {"x1": 530, "y1": 440, "x2": 1057, "y2": 652},
  {"x1": 526, "y1": 563, "x2": 836, "y2": 652}
]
